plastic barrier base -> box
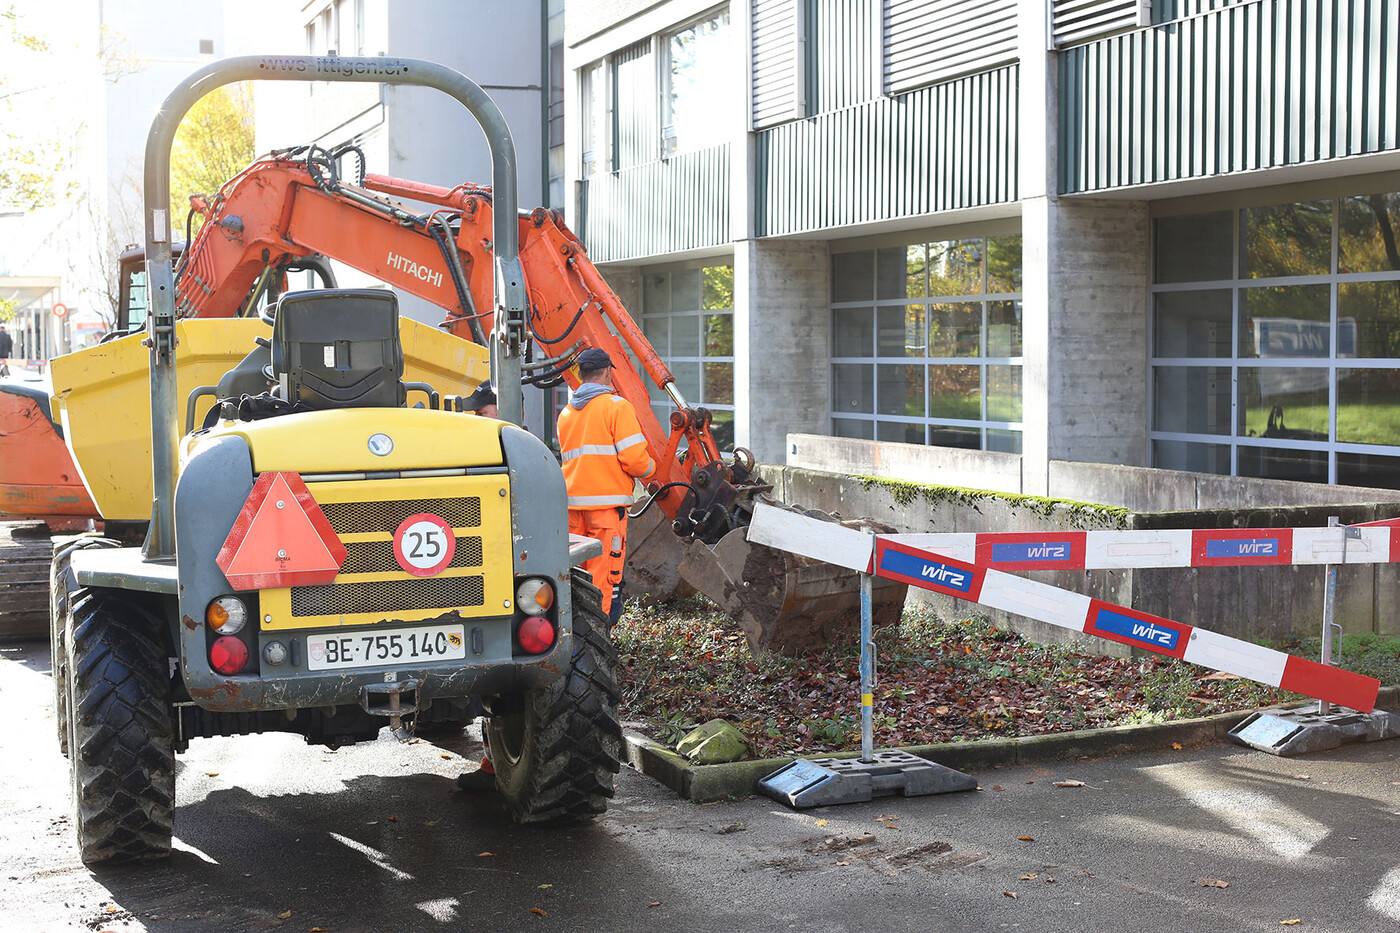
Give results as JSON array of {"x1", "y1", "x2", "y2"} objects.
[
  {"x1": 1228, "y1": 706, "x2": 1400, "y2": 757},
  {"x1": 758, "y1": 750, "x2": 978, "y2": 808}
]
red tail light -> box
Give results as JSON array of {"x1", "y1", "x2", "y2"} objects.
[
  {"x1": 517, "y1": 616, "x2": 556, "y2": 655},
  {"x1": 210, "y1": 635, "x2": 250, "y2": 675}
]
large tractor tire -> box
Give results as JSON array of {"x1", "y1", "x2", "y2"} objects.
[
  {"x1": 65, "y1": 587, "x2": 174, "y2": 864},
  {"x1": 486, "y1": 569, "x2": 623, "y2": 824},
  {"x1": 49, "y1": 536, "x2": 116, "y2": 758}
]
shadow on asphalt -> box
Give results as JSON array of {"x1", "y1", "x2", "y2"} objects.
[{"x1": 89, "y1": 772, "x2": 669, "y2": 931}]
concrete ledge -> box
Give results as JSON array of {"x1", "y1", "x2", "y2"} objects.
[{"x1": 624, "y1": 686, "x2": 1399, "y2": 803}]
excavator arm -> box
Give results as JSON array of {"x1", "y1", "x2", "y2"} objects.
[{"x1": 175, "y1": 147, "x2": 906, "y2": 653}]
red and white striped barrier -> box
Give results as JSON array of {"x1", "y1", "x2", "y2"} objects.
[
  {"x1": 746, "y1": 504, "x2": 1380, "y2": 713},
  {"x1": 880, "y1": 524, "x2": 1400, "y2": 571}
]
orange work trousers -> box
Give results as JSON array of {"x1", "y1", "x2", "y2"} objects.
[{"x1": 569, "y1": 506, "x2": 627, "y2": 621}]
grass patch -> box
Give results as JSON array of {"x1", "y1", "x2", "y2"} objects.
[{"x1": 614, "y1": 598, "x2": 1300, "y2": 760}]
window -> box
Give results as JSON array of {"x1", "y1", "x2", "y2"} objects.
[
  {"x1": 580, "y1": 61, "x2": 607, "y2": 176},
  {"x1": 663, "y1": 10, "x2": 734, "y2": 157},
  {"x1": 641, "y1": 263, "x2": 736, "y2": 449},
  {"x1": 830, "y1": 234, "x2": 1024, "y2": 451},
  {"x1": 198, "y1": 39, "x2": 213, "y2": 55},
  {"x1": 1151, "y1": 190, "x2": 1400, "y2": 488}
]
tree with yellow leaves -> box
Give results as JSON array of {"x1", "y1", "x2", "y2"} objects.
[{"x1": 169, "y1": 82, "x2": 255, "y2": 234}]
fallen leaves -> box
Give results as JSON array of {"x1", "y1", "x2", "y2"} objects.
[
  {"x1": 613, "y1": 608, "x2": 1288, "y2": 758},
  {"x1": 1017, "y1": 836, "x2": 1034, "y2": 842},
  {"x1": 1279, "y1": 921, "x2": 1301, "y2": 926},
  {"x1": 814, "y1": 819, "x2": 829, "y2": 826},
  {"x1": 1194, "y1": 879, "x2": 1230, "y2": 888},
  {"x1": 1172, "y1": 743, "x2": 1183, "y2": 750},
  {"x1": 531, "y1": 907, "x2": 548, "y2": 917},
  {"x1": 478, "y1": 851, "x2": 496, "y2": 858},
  {"x1": 1053, "y1": 780, "x2": 1090, "y2": 788},
  {"x1": 717, "y1": 822, "x2": 746, "y2": 834},
  {"x1": 277, "y1": 909, "x2": 292, "y2": 919}
]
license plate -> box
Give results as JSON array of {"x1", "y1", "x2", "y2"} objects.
[{"x1": 305, "y1": 624, "x2": 467, "y2": 671}]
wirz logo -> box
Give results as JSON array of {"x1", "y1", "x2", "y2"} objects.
[
  {"x1": 880, "y1": 549, "x2": 975, "y2": 595},
  {"x1": 992, "y1": 541, "x2": 1072, "y2": 563},
  {"x1": 920, "y1": 563, "x2": 969, "y2": 589},
  {"x1": 1130, "y1": 622, "x2": 1174, "y2": 646},
  {"x1": 1205, "y1": 537, "x2": 1280, "y2": 559},
  {"x1": 1093, "y1": 608, "x2": 1182, "y2": 652}
]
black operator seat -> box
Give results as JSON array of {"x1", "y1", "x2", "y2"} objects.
[{"x1": 271, "y1": 288, "x2": 406, "y2": 410}]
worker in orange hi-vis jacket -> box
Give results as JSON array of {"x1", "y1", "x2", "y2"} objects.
[{"x1": 556, "y1": 347, "x2": 655, "y2": 628}]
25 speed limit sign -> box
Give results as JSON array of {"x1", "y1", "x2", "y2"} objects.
[{"x1": 392, "y1": 513, "x2": 457, "y2": 576}]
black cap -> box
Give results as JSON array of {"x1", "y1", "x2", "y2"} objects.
[
  {"x1": 461, "y1": 380, "x2": 496, "y2": 411},
  {"x1": 576, "y1": 348, "x2": 613, "y2": 373}
]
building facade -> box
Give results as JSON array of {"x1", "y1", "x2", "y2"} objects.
[{"x1": 563, "y1": 0, "x2": 1400, "y2": 493}]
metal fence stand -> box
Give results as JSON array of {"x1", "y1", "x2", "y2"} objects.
[
  {"x1": 758, "y1": 573, "x2": 979, "y2": 809},
  {"x1": 1230, "y1": 518, "x2": 1400, "y2": 756}
]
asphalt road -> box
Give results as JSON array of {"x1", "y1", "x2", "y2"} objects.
[{"x1": 3, "y1": 638, "x2": 1399, "y2": 933}]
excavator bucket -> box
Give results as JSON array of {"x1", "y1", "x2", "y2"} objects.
[{"x1": 671, "y1": 507, "x2": 908, "y2": 656}]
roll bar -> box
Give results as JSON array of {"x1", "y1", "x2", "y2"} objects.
[{"x1": 141, "y1": 55, "x2": 527, "y2": 558}]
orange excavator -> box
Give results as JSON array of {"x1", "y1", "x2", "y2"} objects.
[{"x1": 14, "y1": 145, "x2": 904, "y2": 648}]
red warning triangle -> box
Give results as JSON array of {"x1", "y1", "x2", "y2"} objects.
[{"x1": 216, "y1": 471, "x2": 347, "y2": 590}]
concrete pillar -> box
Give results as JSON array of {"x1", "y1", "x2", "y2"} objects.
[
  {"x1": 734, "y1": 239, "x2": 829, "y2": 463},
  {"x1": 1045, "y1": 199, "x2": 1150, "y2": 466}
]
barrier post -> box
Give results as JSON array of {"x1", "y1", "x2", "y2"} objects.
[
  {"x1": 1318, "y1": 516, "x2": 1357, "y2": 715},
  {"x1": 859, "y1": 573, "x2": 875, "y2": 763}
]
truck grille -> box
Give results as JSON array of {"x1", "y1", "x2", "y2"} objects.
[
  {"x1": 262, "y1": 476, "x2": 510, "y2": 628},
  {"x1": 291, "y1": 576, "x2": 486, "y2": 616},
  {"x1": 320, "y1": 497, "x2": 482, "y2": 533}
]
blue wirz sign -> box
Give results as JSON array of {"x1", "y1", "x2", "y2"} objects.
[
  {"x1": 1093, "y1": 608, "x2": 1180, "y2": 651},
  {"x1": 880, "y1": 548, "x2": 974, "y2": 594},
  {"x1": 1205, "y1": 537, "x2": 1279, "y2": 559},
  {"x1": 991, "y1": 541, "x2": 1073, "y2": 563}
]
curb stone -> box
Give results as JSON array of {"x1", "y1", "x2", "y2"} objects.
[{"x1": 622, "y1": 685, "x2": 1399, "y2": 803}]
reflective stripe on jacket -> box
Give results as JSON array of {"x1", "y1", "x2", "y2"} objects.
[{"x1": 557, "y1": 392, "x2": 654, "y2": 509}]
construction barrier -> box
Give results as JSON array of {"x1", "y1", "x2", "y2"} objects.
[{"x1": 747, "y1": 504, "x2": 1381, "y2": 713}]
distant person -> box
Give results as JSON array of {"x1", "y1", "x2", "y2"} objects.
[
  {"x1": 0, "y1": 325, "x2": 12, "y2": 360},
  {"x1": 460, "y1": 380, "x2": 498, "y2": 419}
]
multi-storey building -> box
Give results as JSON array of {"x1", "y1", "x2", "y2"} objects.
[{"x1": 564, "y1": 0, "x2": 1400, "y2": 493}]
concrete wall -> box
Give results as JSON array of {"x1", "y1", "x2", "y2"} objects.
[
  {"x1": 736, "y1": 239, "x2": 830, "y2": 463},
  {"x1": 760, "y1": 459, "x2": 1400, "y2": 651}
]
